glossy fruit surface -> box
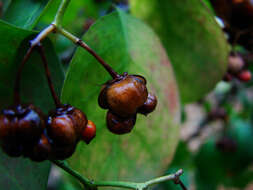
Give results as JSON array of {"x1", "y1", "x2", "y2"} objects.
[
  {"x1": 105, "y1": 74, "x2": 148, "y2": 117},
  {"x1": 47, "y1": 104, "x2": 87, "y2": 145},
  {"x1": 82, "y1": 120, "x2": 96, "y2": 144},
  {"x1": 0, "y1": 104, "x2": 45, "y2": 157},
  {"x1": 106, "y1": 110, "x2": 136, "y2": 135},
  {"x1": 138, "y1": 93, "x2": 157, "y2": 115}
]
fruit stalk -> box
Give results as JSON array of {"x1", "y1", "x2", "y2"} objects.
[
  {"x1": 14, "y1": 46, "x2": 34, "y2": 105},
  {"x1": 37, "y1": 44, "x2": 62, "y2": 107}
]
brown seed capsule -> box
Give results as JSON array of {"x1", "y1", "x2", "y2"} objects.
[
  {"x1": 98, "y1": 85, "x2": 109, "y2": 109},
  {"x1": 106, "y1": 75, "x2": 148, "y2": 117},
  {"x1": 47, "y1": 104, "x2": 87, "y2": 145},
  {"x1": 82, "y1": 120, "x2": 96, "y2": 144},
  {"x1": 47, "y1": 113, "x2": 77, "y2": 146},
  {"x1": 0, "y1": 104, "x2": 45, "y2": 153},
  {"x1": 138, "y1": 93, "x2": 157, "y2": 115},
  {"x1": 106, "y1": 111, "x2": 136, "y2": 135},
  {"x1": 29, "y1": 132, "x2": 52, "y2": 162}
]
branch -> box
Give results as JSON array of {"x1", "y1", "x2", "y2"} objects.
[
  {"x1": 57, "y1": 28, "x2": 120, "y2": 79},
  {"x1": 36, "y1": 44, "x2": 62, "y2": 107},
  {"x1": 53, "y1": 0, "x2": 71, "y2": 26},
  {"x1": 51, "y1": 160, "x2": 187, "y2": 190},
  {"x1": 14, "y1": 46, "x2": 34, "y2": 105}
]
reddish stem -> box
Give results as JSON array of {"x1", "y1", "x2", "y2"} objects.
[
  {"x1": 76, "y1": 40, "x2": 120, "y2": 79},
  {"x1": 36, "y1": 43, "x2": 62, "y2": 107},
  {"x1": 178, "y1": 180, "x2": 187, "y2": 190},
  {"x1": 14, "y1": 46, "x2": 34, "y2": 105}
]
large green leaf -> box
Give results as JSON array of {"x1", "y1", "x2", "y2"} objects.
[
  {"x1": 62, "y1": 10, "x2": 180, "y2": 182},
  {"x1": 130, "y1": 0, "x2": 229, "y2": 103},
  {"x1": 2, "y1": 0, "x2": 50, "y2": 29},
  {"x1": 0, "y1": 20, "x2": 64, "y2": 189}
]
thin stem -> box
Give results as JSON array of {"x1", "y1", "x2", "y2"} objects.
[
  {"x1": 58, "y1": 28, "x2": 120, "y2": 79},
  {"x1": 178, "y1": 180, "x2": 187, "y2": 190},
  {"x1": 143, "y1": 169, "x2": 183, "y2": 189},
  {"x1": 36, "y1": 44, "x2": 62, "y2": 107},
  {"x1": 94, "y1": 181, "x2": 138, "y2": 189},
  {"x1": 14, "y1": 46, "x2": 34, "y2": 105},
  {"x1": 53, "y1": 0, "x2": 71, "y2": 26},
  {"x1": 51, "y1": 159, "x2": 185, "y2": 190},
  {"x1": 51, "y1": 160, "x2": 93, "y2": 188},
  {"x1": 30, "y1": 24, "x2": 56, "y2": 47}
]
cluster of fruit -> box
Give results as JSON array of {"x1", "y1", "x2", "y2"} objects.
[
  {"x1": 0, "y1": 104, "x2": 96, "y2": 162},
  {"x1": 0, "y1": 37, "x2": 157, "y2": 161},
  {"x1": 98, "y1": 73, "x2": 157, "y2": 134},
  {"x1": 223, "y1": 53, "x2": 251, "y2": 82},
  {"x1": 0, "y1": 44, "x2": 96, "y2": 162}
]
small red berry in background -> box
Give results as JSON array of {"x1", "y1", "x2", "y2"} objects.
[
  {"x1": 237, "y1": 70, "x2": 252, "y2": 82},
  {"x1": 82, "y1": 120, "x2": 96, "y2": 144}
]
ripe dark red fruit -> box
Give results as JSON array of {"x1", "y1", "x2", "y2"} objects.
[
  {"x1": 47, "y1": 104, "x2": 87, "y2": 146},
  {"x1": 138, "y1": 93, "x2": 157, "y2": 115},
  {"x1": 82, "y1": 120, "x2": 96, "y2": 144},
  {"x1": 0, "y1": 104, "x2": 45, "y2": 157},
  {"x1": 237, "y1": 70, "x2": 252, "y2": 82},
  {"x1": 106, "y1": 111, "x2": 136, "y2": 135},
  {"x1": 99, "y1": 74, "x2": 148, "y2": 117}
]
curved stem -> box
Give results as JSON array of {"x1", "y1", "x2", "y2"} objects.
[
  {"x1": 53, "y1": 0, "x2": 71, "y2": 26},
  {"x1": 14, "y1": 46, "x2": 34, "y2": 105},
  {"x1": 51, "y1": 160, "x2": 186, "y2": 190},
  {"x1": 57, "y1": 28, "x2": 120, "y2": 79},
  {"x1": 51, "y1": 160, "x2": 93, "y2": 188},
  {"x1": 36, "y1": 44, "x2": 62, "y2": 107}
]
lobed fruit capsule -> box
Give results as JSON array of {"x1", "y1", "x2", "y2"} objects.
[
  {"x1": 47, "y1": 104, "x2": 87, "y2": 146},
  {"x1": 99, "y1": 74, "x2": 148, "y2": 117},
  {"x1": 82, "y1": 120, "x2": 96, "y2": 144},
  {"x1": 0, "y1": 104, "x2": 45, "y2": 157},
  {"x1": 106, "y1": 110, "x2": 136, "y2": 135},
  {"x1": 138, "y1": 93, "x2": 157, "y2": 115}
]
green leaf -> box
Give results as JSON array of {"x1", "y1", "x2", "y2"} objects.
[
  {"x1": 0, "y1": 151, "x2": 51, "y2": 190},
  {"x1": 2, "y1": 0, "x2": 50, "y2": 29},
  {"x1": 62, "y1": 10, "x2": 180, "y2": 181},
  {"x1": 130, "y1": 0, "x2": 229, "y2": 103},
  {"x1": 0, "y1": 20, "x2": 64, "y2": 189}
]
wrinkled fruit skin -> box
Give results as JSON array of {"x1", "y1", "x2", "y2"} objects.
[
  {"x1": 101, "y1": 74, "x2": 148, "y2": 117},
  {"x1": 106, "y1": 111, "x2": 136, "y2": 135},
  {"x1": 82, "y1": 120, "x2": 96, "y2": 144},
  {"x1": 138, "y1": 93, "x2": 157, "y2": 116},
  {"x1": 47, "y1": 104, "x2": 87, "y2": 146},
  {"x1": 0, "y1": 104, "x2": 45, "y2": 157}
]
